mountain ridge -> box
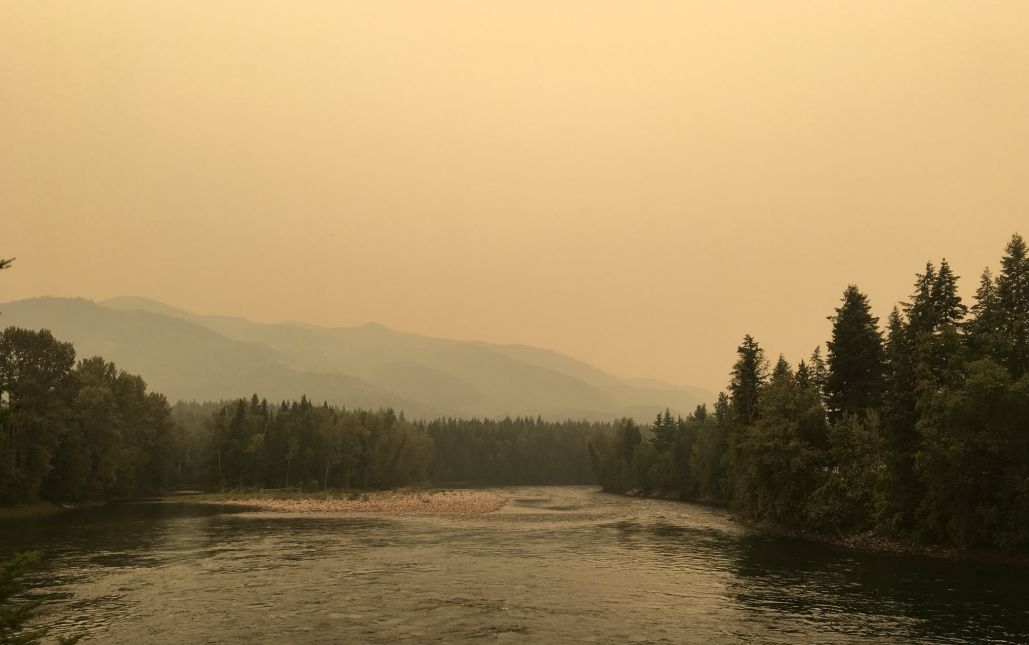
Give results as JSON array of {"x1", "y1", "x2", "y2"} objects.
[{"x1": 1, "y1": 296, "x2": 712, "y2": 421}]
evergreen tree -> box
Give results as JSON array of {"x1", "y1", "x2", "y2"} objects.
[
  {"x1": 808, "y1": 346, "x2": 828, "y2": 401},
  {"x1": 728, "y1": 335, "x2": 767, "y2": 425},
  {"x1": 825, "y1": 286, "x2": 885, "y2": 421},
  {"x1": 713, "y1": 393, "x2": 731, "y2": 423},
  {"x1": 880, "y1": 305, "x2": 919, "y2": 532},
  {"x1": 914, "y1": 258, "x2": 967, "y2": 388},
  {"x1": 995, "y1": 233, "x2": 1029, "y2": 376},
  {"x1": 905, "y1": 262, "x2": 937, "y2": 333},
  {"x1": 651, "y1": 409, "x2": 677, "y2": 453},
  {"x1": 965, "y1": 268, "x2": 1003, "y2": 361},
  {"x1": 0, "y1": 551, "x2": 81, "y2": 645},
  {"x1": 932, "y1": 259, "x2": 967, "y2": 325}
]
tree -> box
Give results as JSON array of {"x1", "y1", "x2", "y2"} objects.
[
  {"x1": 915, "y1": 359, "x2": 1029, "y2": 548},
  {"x1": 0, "y1": 551, "x2": 81, "y2": 645},
  {"x1": 0, "y1": 328, "x2": 76, "y2": 504},
  {"x1": 825, "y1": 285, "x2": 884, "y2": 421},
  {"x1": 728, "y1": 335, "x2": 767, "y2": 425},
  {"x1": 730, "y1": 353, "x2": 827, "y2": 525},
  {"x1": 965, "y1": 268, "x2": 1004, "y2": 362},
  {"x1": 0, "y1": 551, "x2": 45, "y2": 644},
  {"x1": 995, "y1": 233, "x2": 1029, "y2": 377}
]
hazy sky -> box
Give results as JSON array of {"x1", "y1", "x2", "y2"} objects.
[{"x1": 2, "y1": 1, "x2": 1027, "y2": 392}]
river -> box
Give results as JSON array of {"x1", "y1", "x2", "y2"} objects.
[{"x1": 2, "y1": 486, "x2": 1026, "y2": 643}]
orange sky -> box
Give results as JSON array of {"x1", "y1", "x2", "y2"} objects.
[{"x1": 2, "y1": 1, "x2": 1027, "y2": 392}]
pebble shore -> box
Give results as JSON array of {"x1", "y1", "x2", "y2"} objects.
[{"x1": 205, "y1": 489, "x2": 508, "y2": 515}]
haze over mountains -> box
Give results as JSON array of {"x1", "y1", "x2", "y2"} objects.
[{"x1": 0, "y1": 297, "x2": 711, "y2": 421}]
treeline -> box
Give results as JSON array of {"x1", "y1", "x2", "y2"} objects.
[
  {"x1": 0, "y1": 324, "x2": 611, "y2": 503},
  {"x1": 0, "y1": 328, "x2": 180, "y2": 504},
  {"x1": 183, "y1": 396, "x2": 607, "y2": 491},
  {"x1": 591, "y1": 233, "x2": 1029, "y2": 551}
]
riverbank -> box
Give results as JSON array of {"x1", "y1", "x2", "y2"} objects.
[
  {"x1": 191, "y1": 488, "x2": 509, "y2": 515},
  {"x1": 0, "y1": 502, "x2": 65, "y2": 521},
  {"x1": 0, "y1": 500, "x2": 107, "y2": 521},
  {"x1": 613, "y1": 489, "x2": 1029, "y2": 567}
]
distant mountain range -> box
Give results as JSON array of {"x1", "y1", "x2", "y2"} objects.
[{"x1": 0, "y1": 297, "x2": 712, "y2": 421}]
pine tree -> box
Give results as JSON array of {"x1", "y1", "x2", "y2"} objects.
[
  {"x1": 880, "y1": 305, "x2": 919, "y2": 532},
  {"x1": 825, "y1": 285, "x2": 885, "y2": 421},
  {"x1": 920, "y1": 258, "x2": 967, "y2": 386},
  {"x1": 713, "y1": 393, "x2": 731, "y2": 423},
  {"x1": 808, "y1": 346, "x2": 828, "y2": 400},
  {"x1": 795, "y1": 359, "x2": 812, "y2": 391},
  {"x1": 965, "y1": 268, "x2": 1004, "y2": 362},
  {"x1": 905, "y1": 262, "x2": 937, "y2": 333},
  {"x1": 651, "y1": 409, "x2": 677, "y2": 453},
  {"x1": 932, "y1": 259, "x2": 967, "y2": 326},
  {"x1": 728, "y1": 335, "x2": 767, "y2": 425},
  {"x1": 995, "y1": 233, "x2": 1029, "y2": 376}
]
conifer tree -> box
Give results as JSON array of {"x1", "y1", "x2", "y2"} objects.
[
  {"x1": 825, "y1": 286, "x2": 885, "y2": 421},
  {"x1": 932, "y1": 259, "x2": 967, "y2": 325},
  {"x1": 905, "y1": 263, "x2": 937, "y2": 333},
  {"x1": 880, "y1": 305, "x2": 919, "y2": 531},
  {"x1": 808, "y1": 346, "x2": 828, "y2": 400},
  {"x1": 995, "y1": 233, "x2": 1029, "y2": 376},
  {"x1": 918, "y1": 258, "x2": 967, "y2": 387},
  {"x1": 965, "y1": 268, "x2": 1003, "y2": 361},
  {"x1": 728, "y1": 335, "x2": 767, "y2": 424}
]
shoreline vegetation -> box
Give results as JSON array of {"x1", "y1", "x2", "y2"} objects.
[
  {"x1": 614, "y1": 489, "x2": 1029, "y2": 567},
  {"x1": 591, "y1": 233, "x2": 1029, "y2": 558},
  {"x1": 2, "y1": 232, "x2": 1027, "y2": 564}
]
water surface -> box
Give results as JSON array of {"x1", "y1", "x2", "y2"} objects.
[{"x1": 2, "y1": 486, "x2": 1026, "y2": 643}]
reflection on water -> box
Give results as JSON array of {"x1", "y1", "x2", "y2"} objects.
[{"x1": 1, "y1": 487, "x2": 1026, "y2": 644}]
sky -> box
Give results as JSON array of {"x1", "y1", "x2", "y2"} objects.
[{"x1": 2, "y1": 1, "x2": 1027, "y2": 393}]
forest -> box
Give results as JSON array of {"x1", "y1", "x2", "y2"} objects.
[
  {"x1": 591, "y1": 233, "x2": 1029, "y2": 550},
  {"x1": 0, "y1": 323, "x2": 607, "y2": 504},
  {"x1": 2, "y1": 233, "x2": 1027, "y2": 553}
]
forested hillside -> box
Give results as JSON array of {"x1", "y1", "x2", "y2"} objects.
[
  {"x1": 4, "y1": 234, "x2": 1028, "y2": 554},
  {"x1": 0, "y1": 323, "x2": 609, "y2": 502},
  {"x1": 591, "y1": 233, "x2": 1029, "y2": 551},
  {"x1": 0, "y1": 297, "x2": 710, "y2": 421}
]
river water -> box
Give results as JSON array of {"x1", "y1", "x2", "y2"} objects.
[{"x1": 2, "y1": 486, "x2": 1026, "y2": 644}]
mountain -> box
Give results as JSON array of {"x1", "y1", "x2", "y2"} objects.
[{"x1": 0, "y1": 297, "x2": 713, "y2": 421}]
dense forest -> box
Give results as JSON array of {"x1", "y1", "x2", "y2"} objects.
[
  {"x1": 591, "y1": 233, "x2": 1029, "y2": 550},
  {"x1": 0, "y1": 321, "x2": 607, "y2": 503},
  {"x1": 3, "y1": 235, "x2": 1028, "y2": 553},
  {"x1": 177, "y1": 397, "x2": 605, "y2": 491}
]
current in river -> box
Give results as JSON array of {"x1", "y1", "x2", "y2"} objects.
[{"x1": 2, "y1": 486, "x2": 1026, "y2": 643}]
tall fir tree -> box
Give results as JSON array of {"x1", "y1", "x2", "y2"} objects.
[
  {"x1": 825, "y1": 285, "x2": 885, "y2": 422},
  {"x1": 995, "y1": 233, "x2": 1029, "y2": 377},
  {"x1": 728, "y1": 335, "x2": 768, "y2": 425},
  {"x1": 965, "y1": 268, "x2": 1003, "y2": 362}
]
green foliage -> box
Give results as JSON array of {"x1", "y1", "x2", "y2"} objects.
[
  {"x1": 0, "y1": 323, "x2": 618, "y2": 502},
  {"x1": 806, "y1": 414, "x2": 887, "y2": 533},
  {"x1": 728, "y1": 335, "x2": 767, "y2": 425},
  {"x1": 589, "y1": 232, "x2": 1029, "y2": 553},
  {"x1": 0, "y1": 329, "x2": 77, "y2": 504},
  {"x1": 914, "y1": 360, "x2": 1029, "y2": 548},
  {"x1": 0, "y1": 551, "x2": 82, "y2": 645},
  {"x1": 825, "y1": 285, "x2": 885, "y2": 421},
  {"x1": 0, "y1": 551, "x2": 45, "y2": 645}
]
